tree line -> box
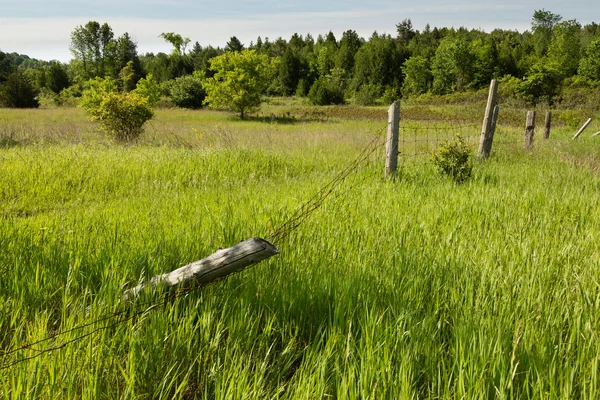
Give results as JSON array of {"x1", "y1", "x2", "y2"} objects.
[{"x1": 1, "y1": 10, "x2": 600, "y2": 110}]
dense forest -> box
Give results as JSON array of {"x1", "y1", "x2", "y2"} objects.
[{"x1": 1, "y1": 9, "x2": 599, "y2": 109}]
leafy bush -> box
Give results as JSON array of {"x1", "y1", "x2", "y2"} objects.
[
  {"x1": 308, "y1": 77, "x2": 344, "y2": 105},
  {"x1": 88, "y1": 92, "x2": 154, "y2": 141},
  {"x1": 168, "y1": 74, "x2": 206, "y2": 109},
  {"x1": 134, "y1": 73, "x2": 161, "y2": 106},
  {"x1": 433, "y1": 136, "x2": 473, "y2": 183},
  {"x1": 354, "y1": 84, "x2": 381, "y2": 106},
  {"x1": 381, "y1": 86, "x2": 401, "y2": 105},
  {"x1": 79, "y1": 77, "x2": 118, "y2": 111}
]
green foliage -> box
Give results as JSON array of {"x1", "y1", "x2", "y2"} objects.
[
  {"x1": 432, "y1": 37, "x2": 473, "y2": 94},
  {"x1": 79, "y1": 76, "x2": 118, "y2": 111},
  {"x1": 354, "y1": 84, "x2": 381, "y2": 106},
  {"x1": 381, "y1": 86, "x2": 401, "y2": 105},
  {"x1": 159, "y1": 32, "x2": 191, "y2": 55},
  {"x1": 119, "y1": 60, "x2": 138, "y2": 92},
  {"x1": 433, "y1": 136, "x2": 473, "y2": 183},
  {"x1": 547, "y1": 20, "x2": 582, "y2": 76},
  {"x1": 578, "y1": 39, "x2": 600, "y2": 81},
  {"x1": 203, "y1": 49, "x2": 277, "y2": 118},
  {"x1": 531, "y1": 9, "x2": 562, "y2": 56},
  {"x1": 134, "y1": 73, "x2": 161, "y2": 106},
  {"x1": 0, "y1": 70, "x2": 39, "y2": 108},
  {"x1": 308, "y1": 76, "x2": 344, "y2": 105},
  {"x1": 402, "y1": 56, "x2": 432, "y2": 95},
  {"x1": 168, "y1": 73, "x2": 206, "y2": 109},
  {"x1": 88, "y1": 92, "x2": 154, "y2": 141},
  {"x1": 518, "y1": 61, "x2": 563, "y2": 105}
]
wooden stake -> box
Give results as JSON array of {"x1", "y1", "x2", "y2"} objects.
[
  {"x1": 123, "y1": 237, "x2": 279, "y2": 301},
  {"x1": 524, "y1": 111, "x2": 536, "y2": 151},
  {"x1": 572, "y1": 118, "x2": 593, "y2": 140},
  {"x1": 385, "y1": 100, "x2": 400, "y2": 178},
  {"x1": 478, "y1": 79, "x2": 499, "y2": 158},
  {"x1": 544, "y1": 112, "x2": 552, "y2": 139}
]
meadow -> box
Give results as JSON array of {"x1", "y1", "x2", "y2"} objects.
[{"x1": 1, "y1": 99, "x2": 600, "y2": 399}]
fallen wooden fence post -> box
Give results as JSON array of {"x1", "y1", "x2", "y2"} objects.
[
  {"x1": 524, "y1": 111, "x2": 536, "y2": 151},
  {"x1": 572, "y1": 118, "x2": 593, "y2": 140},
  {"x1": 124, "y1": 237, "x2": 279, "y2": 301}
]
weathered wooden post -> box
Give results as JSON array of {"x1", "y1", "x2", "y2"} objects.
[
  {"x1": 478, "y1": 79, "x2": 499, "y2": 158},
  {"x1": 123, "y1": 237, "x2": 279, "y2": 301},
  {"x1": 572, "y1": 118, "x2": 593, "y2": 140},
  {"x1": 544, "y1": 112, "x2": 552, "y2": 139},
  {"x1": 524, "y1": 111, "x2": 536, "y2": 151},
  {"x1": 385, "y1": 100, "x2": 400, "y2": 178}
]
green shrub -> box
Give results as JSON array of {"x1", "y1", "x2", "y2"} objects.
[
  {"x1": 308, "y1": 77, "x2": 344, "y2": 105},
  {"x1": 89, "y1": 92, "x2": 154, "y2": 141},
  {"x1": 354, "y1": 84, "x2": 381, "y2": 106},
  {"x1": 79, "y1": 77, "x2": 118, "y2": 111},
  {"x1": 433, "y1": 136, "x2": 473, "y2": 183},
  {"x1": 381, "y1": 86, "x2": 401, "y2": 105},
  {"x1": 134, "y1": 73, "x2": 161, "y2": 106},
  {"x1": 168, "y1": 74, "x2": 206, "y2": 109}
]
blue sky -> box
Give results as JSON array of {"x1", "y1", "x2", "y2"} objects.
[{"x1": 0, "y1": 0, "x2": 598, "y2": 62}]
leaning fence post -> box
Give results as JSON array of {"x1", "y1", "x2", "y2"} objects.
[
  {"x1": 385, "y1": 100, "x2": 400, "y2": 178},
  {"x1": 478, "y1": 79, "x2": 499, "y2": 158},
  {"x1": 524, "y1": 111, "x2": 536, "y2": 151},
  {"x1": 544, "y1": 112, "x2": 552, "y2": 139},
  {"x1": 572, "y1": 118, "x2": 592, "y2": 140}
]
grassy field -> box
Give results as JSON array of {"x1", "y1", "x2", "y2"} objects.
[{"x1": 1, "y1": 100, "x2": 600, "y2": 399}]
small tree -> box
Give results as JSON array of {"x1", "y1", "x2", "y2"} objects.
[
  {"x1": 203, "y1": 49, "x2": 277, "y2": 119},
  {"x1": 89, "y1": 92, "x2": 153, "y2": 141},
  {"x1": 134, "y1": 73, "x2": 161, "y2": 106},
  {"x1": 168, "y1": 73, "x2": 205, "y2": 109},
  {"x1": 0, "y1": 70, "x2": 39, "y2": 108}
]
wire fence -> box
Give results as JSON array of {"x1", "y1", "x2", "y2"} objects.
[{"x1": 0, "y1": 103, "x2": 585, "y2": 371}]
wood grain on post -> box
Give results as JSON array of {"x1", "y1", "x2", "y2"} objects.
[
  {"x1": 385, "y1": 100, "x2": 400, "y2": 178},
  {"x1": 123, "y1": 237, "x2": 279, "y2": 301},
  {"x1": 524, "y1": 111, "x2": 536, "y2": 151},
  {"x1": 478, "y1": 79, "x2": 499, "y2": 158},
  {"x1": 544, "y1": 112, "x2": 552, "y2": 139},
  {"x1": 572, "y1": 118, "x2": 593, "y2": 140}
]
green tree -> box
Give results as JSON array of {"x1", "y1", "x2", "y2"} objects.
[
  {"x1": 79, "y1": 76, "x2": 119, "y2": 111},
  {"x1": 431, "y1": 36, "x2": 473, "y2": 94},
  {"x1": 45, "y1": 62, "x2": 70, "y2": 93},
  {"x1": 134, "y1": 73, "x2": 161, "y2": 106},
  {"x1": 578, "y1": 39, "x2": 600, "y2": 81},
  {"x1": 69, "y1": 21, "x2": 115, "y2": 80},
  {"x1": 401, "y1": 55, "x2": 432, "y2": 95},
  {"x1": 518, "y1": 61, "x2": 563, "y2": 104},
  {"x1": 0, "y1": 70, "x2": 39, "y2": 108},
  {"x1": 396, "y1": 19, "x2": 416, "y2": 46},
  {"x1": 0, "y1": 50, "x2": 14, "y2": 83},
  {"x1": 225, "y1": 36, "x2": 244, "y2": 53},
  {"x1": 159, "y1": 32, "x2": 191, "y2": 55},
  {"x1": 547, "y1": 20, "x2": 582, "y2": 76},
  {"x1": 119, "y1": 60, "x2": 137, "y2": 92},
  {"x1": 531, "y1": 9, "x2": 562, "y2": 56},
  {"x1": 203, "y1": 49, "x2": 277, "y2": 119}
]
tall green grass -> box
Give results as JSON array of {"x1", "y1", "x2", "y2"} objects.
[{"x1": 1, "y1": 104, "x2": 600, "y2": 398}]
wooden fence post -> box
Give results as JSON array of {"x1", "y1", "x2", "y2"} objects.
[
  {"x1": 544, "y1": 112, "x2": 552, "y2": 139},
  {"x1": 478, "y1": 79, "x2": 499, "y2": 158},
  {"x1": 123, "y1": 237, "x2": 279, "y2": 301},
  {"x1": 385, "y1": 100, "x2": 400, "y2": 178},
  {"x1": 524, "y1": 111, "x2": 536, "y2": 151},
  {"x1": 572, "y1": 118, "x2": 592, "y2": 140}
]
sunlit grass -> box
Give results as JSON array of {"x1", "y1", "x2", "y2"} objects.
[{"x1": 1, "y1": 102, "x2": 600, "y2": 398}]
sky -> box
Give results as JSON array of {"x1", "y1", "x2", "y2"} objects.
[{"x1": 1, "y1": 0, "x2": 599, "y2": 62}]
